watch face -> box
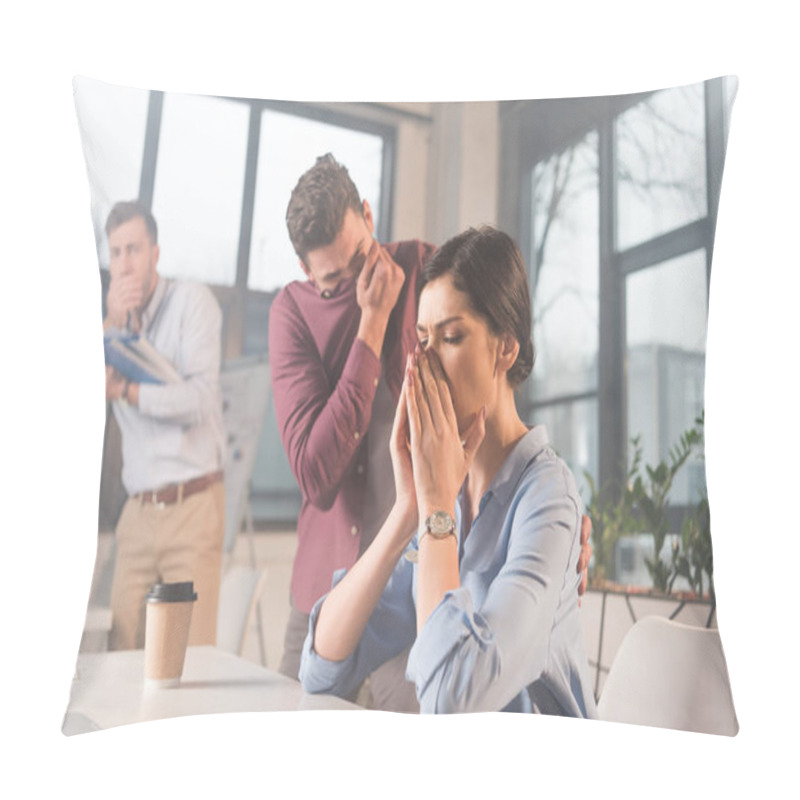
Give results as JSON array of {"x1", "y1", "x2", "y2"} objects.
[{"x1": 428, "y1": 510, "x2": 455, "y2": 536}]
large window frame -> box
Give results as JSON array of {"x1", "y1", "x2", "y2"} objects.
[
  {"x1": 98, "y1": 91, "x2": 398, "y2": 527},
  {"x1": 133, "y1": 92, "x2": 397, "y2": 359},
  {"x1": 501, "y1": 78, "x2": 732, "y2": 528}
]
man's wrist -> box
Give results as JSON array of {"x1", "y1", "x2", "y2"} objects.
[
  {"x1": 124, "y1": 381, "x2": 139, "y2": 407},
  {"x1": 356, "y1": 312, "x2": 389, "y2": 358}
]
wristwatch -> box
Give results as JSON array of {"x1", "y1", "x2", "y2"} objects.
[{"x1": 420, "y1": 510, "x2": 457, "y2": 544}]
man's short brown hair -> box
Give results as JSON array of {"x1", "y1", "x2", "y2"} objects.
[
  {"x1": 285, "y1": 153, "x2": 363, "y2": 262},
  {"x1": 105, "y1": 200, "x2": 158, "y2": 244}
]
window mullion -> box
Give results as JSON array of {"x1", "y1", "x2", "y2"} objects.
[
  {"x1": 598, "y1": 117, "x2": 626, "y2": 500},
  {"x1": 138, "y1": 90, "x2": 163, "y2": 208}
]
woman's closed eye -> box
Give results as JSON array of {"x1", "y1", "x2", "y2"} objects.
[{"x1": 417, "y1": 333, "x2": 463, "y2": 349}]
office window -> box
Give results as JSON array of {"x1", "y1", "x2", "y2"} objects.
[
  {"x1": 72, "y1": 78, "x2": 149, "y2": 266},
  {"x1": 616, "y1": 83, "x2": 707, "y2": 250},
  {"x1": 626, "y1": 250, "x2": 708, "y2": 505},
  {"x1": 526, "y1": 132, "x2": 599, "y2": 498},
  {"x1": 151, "y1": 92, "x2": 249, "y2": 286},
  {"x1": 510, "y1": 78, "x2": 730, "y2": 588},
  {"x1": 535, "y1": 397, "x2": 598, "y2": 499},
  {"x1": 529, "y1": 132, "x2": 599, "y2": 401},
  {"x1": 247, "y1": 110, "x2": 385, "y2": 292}
]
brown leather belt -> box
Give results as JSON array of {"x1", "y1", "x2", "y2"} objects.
[{"x1": 136, "y1": 470, "x2": 224, "y2": 507}]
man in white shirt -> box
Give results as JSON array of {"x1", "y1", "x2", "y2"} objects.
[{"x1": 103, "y1": 200, "x2": 226, "y2": 650}]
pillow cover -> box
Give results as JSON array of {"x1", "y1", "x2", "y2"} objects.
[{"x1": 64, "y1": 75, "x2": 738, "y2": 736}]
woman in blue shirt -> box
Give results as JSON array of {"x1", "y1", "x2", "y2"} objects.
[{"x1": 300, "y1": 226, "x2": 597, "y2": 717}]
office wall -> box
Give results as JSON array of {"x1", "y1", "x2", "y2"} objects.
[
  {"x1": 377, "y1": 101, "x2": 500, "y2": 246},
  {"x1": 398, "y1": 101, "x2": 500, "y2": 246}
]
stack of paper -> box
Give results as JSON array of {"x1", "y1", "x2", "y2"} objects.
[{"x1": 103, "y1": 328, "x2": 181, "y2": 385}]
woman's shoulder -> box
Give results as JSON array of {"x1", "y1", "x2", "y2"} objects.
[
  {"x1": 513, "y1": 431, "x2": 583, "y2": 517},
  {"x1": 490, "y1": 432, "x2": 582, "y2": 563}
]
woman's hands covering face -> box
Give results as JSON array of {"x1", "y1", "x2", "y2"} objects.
[
  {"x1": 405, "y1": 345, "x2": 486, "y2": 521},
  {"x1": 389, "y1": 366, "x2": 418, "y2": 534}
]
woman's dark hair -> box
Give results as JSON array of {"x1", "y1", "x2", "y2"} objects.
[{"x1": 419, "y1": 226, "x2": 535, "y2": 386}]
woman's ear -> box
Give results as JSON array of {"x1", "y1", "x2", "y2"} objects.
[{"x1": 495, "y1": 333, "x2": 520, "y2": 377}]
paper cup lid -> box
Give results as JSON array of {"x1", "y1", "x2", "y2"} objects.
[{"x1": 145, "y1": 581, "x2": 198, "y2": 603}]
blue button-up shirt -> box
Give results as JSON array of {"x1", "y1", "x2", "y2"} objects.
[{"x1": 299, "y1": 425, "x2": 598, "y2": 717}]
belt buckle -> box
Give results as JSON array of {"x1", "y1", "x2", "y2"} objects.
[{"x1": 145, "y1": 491, "x2": 166, "y2": 510}]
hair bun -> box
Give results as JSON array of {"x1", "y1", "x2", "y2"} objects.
[{"x1": 509, "y1": 337, "x2": 535, "y2": 384}]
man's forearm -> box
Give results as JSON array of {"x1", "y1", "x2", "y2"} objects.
[
  {"x1": 270, "y1": 287, "x2": 385, "y2": 509},
  {"x1": 356, "y1": 310, "x2": 390, "y2": 360},
  {"x1": 137, "y1": 375, "x2": 218, "y2": 426},
  {"x1": 277, "y1": 337, "x2": 381, "y2": 509}
]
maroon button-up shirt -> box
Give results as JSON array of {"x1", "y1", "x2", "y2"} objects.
[{"x1": 268, "y1": 240, "x2": 436, "y2": 613}]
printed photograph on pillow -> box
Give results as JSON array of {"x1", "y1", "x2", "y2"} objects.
[{"x1": 63, "y1": 75, "x2": 738, "y2": 735}]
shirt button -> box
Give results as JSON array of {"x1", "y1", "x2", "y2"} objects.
[
  {"x1": 373, "y1": 378, "x2": 379, "y2": 387},
  {"x1": 350, "y1": 525, "x2": 359, "y2": 537},
  {"x1": 354, "y1": 431, "x2": 360, "y2": 440}
]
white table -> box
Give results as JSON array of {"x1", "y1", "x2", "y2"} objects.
[
  {"x1": 79, "y1": 605, "x2": 113, "y2": 653},
  {"x1": 63, "y1": 646, "x2": 360, "y2": 734}
]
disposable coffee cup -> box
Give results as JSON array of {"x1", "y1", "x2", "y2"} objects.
[{"x1": 144, "y1": 581, "x2": 197, "y2": 688}]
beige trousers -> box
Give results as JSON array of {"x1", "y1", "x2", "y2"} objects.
[{"x1": 109, "y1": 481, "x2": 225, "y2": 650}]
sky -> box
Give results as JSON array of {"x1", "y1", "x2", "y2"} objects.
[{"x1": 2, "y1": 2, "x2": 799, "y2": 798}]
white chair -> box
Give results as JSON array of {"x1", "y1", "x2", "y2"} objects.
[
  {"x1": 216, "y1": 566, "x2": 268, "y2": 662},
  {"x1": 597, "y1": 616, "x2": 738, "y2": 736}
]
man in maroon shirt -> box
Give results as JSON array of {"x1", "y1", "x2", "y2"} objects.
[
  {"x1": 269, "y1": 154, "x2": 590, "y2": 710},
  {"x1": 269, "y1": 154, "x2": 432, "y2": 709}
]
